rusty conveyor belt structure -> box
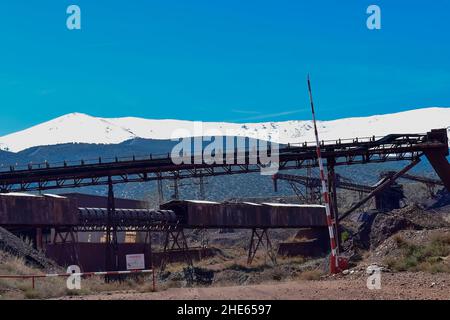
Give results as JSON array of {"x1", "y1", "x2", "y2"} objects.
[
  {"x1": 272, "y1": 173, "x2": 375, "y2": 194},
  {"x1": 0, "y1": 193, "x2": 328, "y2": 268},
  {"x1": 0, "y1": 129, "x2": 449, "y2": 270},
  {"x1": 76, "y1": 208, "x2": 179, "y2": 231},
  {"x1": 76, "y1": 201, "x2": 327, "y2": 231},
  {"x1": 0, "y1": 129, "x2": 448, "y2": 193}
]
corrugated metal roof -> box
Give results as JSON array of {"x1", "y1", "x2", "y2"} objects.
[
  {"x1": 242, "y1": 202, "x2": 262, "y2": 206},
  {"x1": 0, "y1": 192, "x2": 40, "y2": 197},
  {"x1": 43, "y1": 194, "x2": 67, "y2": 198},
  {"x1": 184, "y1": 200, "x2": 220, "y2": 204}
]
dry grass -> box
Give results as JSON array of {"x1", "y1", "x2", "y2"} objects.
[
  {"x1": 277, "y1": 255, "x2": 305, "y2": 265},
  {"x1": 155, "y1": 246, "x2": 319, "y2": 289},
  {"x1": 0, "y1": 252, "x2": 156, "y2": 299},
  {"x1": 385, "y1": 234, "x2": 450, "y2": 273},
  {"x1": 298, "y1": 270, "x2": 323, "y2": 281},
  {"x1": 163, "y1": 262, "x2": 188, "y2": 273},
  {"x1": 1, "y1": 240, "x2": 321, "y2": 299},
  {"x1": 0, "y1": 255, "x2": 68, "y2": 299}
]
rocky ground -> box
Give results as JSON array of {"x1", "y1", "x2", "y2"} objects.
[
  {"x1": 61, "y1": 271, "x2": 450, "y2": 300},
  {"x1": 0, "y1": 227, "x2": 59, "y2": 271},
  {"x1": 1, "y1": 185, "x2": 450, "y2": 300},
  {"x1": 62, "y1": 192, "x2": 450, "y2": 301}
]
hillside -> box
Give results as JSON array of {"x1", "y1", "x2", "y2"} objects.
[
  {"x1": 0, "y1": 107, "x2": 449, "y2": 152},
  {"x1": 0, "y1": 107, "x2": 448, "y2": 201}
]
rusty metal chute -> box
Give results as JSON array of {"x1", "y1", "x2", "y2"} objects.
[{"x1": 423, "y1": 129, "x2": 450, "y2": 192}]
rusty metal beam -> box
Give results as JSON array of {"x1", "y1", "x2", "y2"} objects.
[
  {"x1": 0, "y1": 131, "x2": 447, "y2": 193},
  {"x1": 425, "y1": 151, "x2": 450, "y2": 192},
  {"x1": 274, "y1": 173, "x2": 377, "y2": 194},
  {"x1": 105, "y1": 178, "x2": 119, "y2": 276},
  {"x1": 247, "y1": 228, "x2": 276, "y2": 265},
  {"x1": 339, "y1": 158, "x2": 421, "y2": 221},
  {"x1": 381, "y1": 172, "x2": 444, "y2": 186}
]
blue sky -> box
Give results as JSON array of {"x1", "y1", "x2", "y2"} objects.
[{"x1": 0, "y1": 0, "x2": 449, "y2": 135}]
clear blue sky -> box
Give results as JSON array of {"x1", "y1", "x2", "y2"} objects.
[{"x1": 0, "y1": 0, "x2": 449, "y2": 135}]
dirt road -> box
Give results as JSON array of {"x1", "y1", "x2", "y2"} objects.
[{"x1": 63, "y1": 272, "x2": 450, "y2": 300}]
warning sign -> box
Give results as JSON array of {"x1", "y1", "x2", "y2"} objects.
[{"x1": 125, "y1": 254, "x2": 145, "y2": 270}]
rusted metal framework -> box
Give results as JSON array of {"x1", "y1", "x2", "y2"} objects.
[
  {"x1": 339, "y1": 159, "x2": 421, "y2": 221},
  {"x1": 160, "y1": 228, "x2": 193, "y2": 273},
  {"x1": 76, "y1": 199, "x2": 181, "y2": 272},
  {"x1": 381, "y1": 171, "x2": 445, "y2": 198},
  {"x1": 382, "y1": 172, "x2": 444, "y2": 186},
  {"x1": 105, "y1": 180, "x2": 119, "y2": 275},
  {"x1": 273, "y1": 173, "x2": 374, "y2": 196},
  {"x1": 273, "y1": 172, "x2": 405, "y2": 212},
  {"x1": 1, "y1": 129, "x2": 448, "y2": 272},
  {"x1": 160, "y1": 200, "x2": 328, "y2": 229},
  {"x1": 247, "y1": 228, "x2": 277, "y2": 265},
  {"x1": 77, "y1": 208, "x2": 178, "y2": 231},
  {"x1": 73, "y1": 201, "x2": 329, "y2": 266},
  {"x1": 0, "y1": 130, "x2": 448, "y2": 193},
  {"x1": 52, "y1": 227, "x2": 80, "y2": 267},
  {"x1": 0, "y1": 193, "x2": 78, "y2": 226}
]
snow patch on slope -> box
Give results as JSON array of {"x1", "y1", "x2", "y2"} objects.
[{"x1": 0, "y1": 107, "x2": 449, "y2": 153}]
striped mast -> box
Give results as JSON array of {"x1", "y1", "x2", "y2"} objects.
[{"x1": 307, "y1": 75, "x2": 339, "y2": 273}]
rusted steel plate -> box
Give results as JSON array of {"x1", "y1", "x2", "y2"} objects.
[
  {"x1": 161, "y1": 200, "x2": 327, "y2": 228},
  {"x1": 61, "y1": 193, "x2": 148, "y2": 209},
  {"x1": 45, "y1": 243, "x2": 215, "y2": 271},
  {"x1": 0, "y1": 193, "x2": 78, "y2": 226}
]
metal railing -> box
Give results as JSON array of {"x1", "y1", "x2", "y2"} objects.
[{"x1": 0, "y1": 268, "x2": 156, "y2": 291}]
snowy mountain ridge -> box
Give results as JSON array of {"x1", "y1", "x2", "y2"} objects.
[{"x1": 0, "y1": 107, "x2": 449, "y2": 153}]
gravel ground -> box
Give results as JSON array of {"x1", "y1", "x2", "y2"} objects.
[{"x1": 61, "y1": 271, "x2": 450, "y2": 300}]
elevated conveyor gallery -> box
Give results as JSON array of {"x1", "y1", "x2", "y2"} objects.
[{"x1": 0, "y1": 129, "x2": 448, "y2": 193}]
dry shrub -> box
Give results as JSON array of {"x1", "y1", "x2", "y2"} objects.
[
  {"x1": 0, "y1": 251, "x2": 155, "y2": 299},
  {"x1": 0, "y1": 255, "x2": 67, "y2": 299},
  {"x1": 385, "y1": 233, "x2": 450, "y2": 273},
  {"x1": 298, "y1": 270, "x2": 322, "y2": 281}
]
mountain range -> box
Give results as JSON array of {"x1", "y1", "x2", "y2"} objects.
[
  {"x1": 0, "y1": 107, "x2": 449, "y2": 153},
  {"x1": 0, "y1": 107, "x2": 448, "y2": 201}
]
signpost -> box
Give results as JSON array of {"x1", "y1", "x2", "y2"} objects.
[{"x1": 126, "y1": 254, "x2": 145, "y2": 270}]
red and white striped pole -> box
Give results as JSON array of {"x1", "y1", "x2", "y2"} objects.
[{"x1": 307, "y1": 75, "x2": 339, "y2": 274}]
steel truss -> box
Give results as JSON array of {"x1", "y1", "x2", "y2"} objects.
[
  {"x1": 247, "y1": 228, "x2": 277, "y2": 265},
  {"x1": 160, "y1": 228, "x2": 193, "y2": 274},
  {"x1": 0, "y1": 130, "x2": 447, "y2": 193}
]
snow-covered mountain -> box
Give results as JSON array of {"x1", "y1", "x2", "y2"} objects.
[{"x1": 0, "y1": 107, "x2": 449, "y2": 153}]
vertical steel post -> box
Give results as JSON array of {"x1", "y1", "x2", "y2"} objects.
[
  {"x1": 173, "y1": 179, "x2": 179, "y2": 200},
  {"x1": 152, "y1": 268, "x2": 156, "y2": 292},
  {"x1": 157, "y1": 179, "x2": 164, "y2": 204},
  {"x1": 199, "y1": 176, "x2": 205, "y2": 200},
  {"x1": 106, "y1": 177, "x2": 118, "y2": 278}
]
